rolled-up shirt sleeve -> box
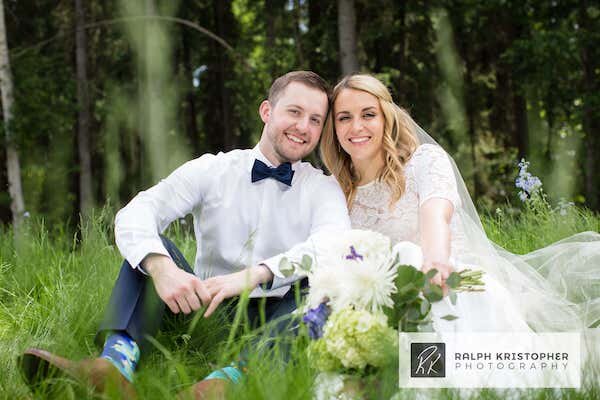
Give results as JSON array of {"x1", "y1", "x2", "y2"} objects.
[
  {"x1": 261, "y1": 175, "x2": 351, "y2": 289},
  {"x1": 115, "y1": 154, "x2": 216, "y2": 269}
]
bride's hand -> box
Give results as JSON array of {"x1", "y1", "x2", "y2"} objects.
[{"x1": 422, "y1": 260, "x2": 453, "y2": 296}]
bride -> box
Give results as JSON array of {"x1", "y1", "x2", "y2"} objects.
[{"x1": 318, "y1": 74, "x2": 600, "y2": 370}]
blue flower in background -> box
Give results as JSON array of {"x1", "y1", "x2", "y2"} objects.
[
  {"x1": 515, "y1": 158, "x2": 542, "y2": 202},
  {"x1": 303, "y1": 302, "x2": 331, "y2": 339}
]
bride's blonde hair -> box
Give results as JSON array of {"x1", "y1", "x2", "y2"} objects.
[{"x1": 320, "y1": 74, "x2": 418, "y2": 209}]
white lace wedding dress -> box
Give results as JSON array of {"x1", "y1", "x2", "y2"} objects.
[
  {"x1": 350, "y1": 144, "x2": 540, "y2": 333},
  {"x1": 349, "y1": 143, "x2": 600, "y2": 389}
]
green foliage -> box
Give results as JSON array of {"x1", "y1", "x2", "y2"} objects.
[
  {"x1": 483, "y1": 198, "x2": 600, "y2": 255},
  {"x1": 384, "y1": 264, "x2": 484, "y2": 333},
  {"x1": 387, "y1": 265, "x2": 433, "y2": 332},
  {"x1": 1, "y1": 1, "x2": 599, "y2": 397},
  {"x1": 1, "y1": 206, "x2": 599, "y2": 398},
  {"x1": 2, "y1": 0, "x2": 600, "y2": 224}
]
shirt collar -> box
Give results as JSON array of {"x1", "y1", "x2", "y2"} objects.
[{"x1": 251, "y1": 145, "x2": 302, "y2": 169}]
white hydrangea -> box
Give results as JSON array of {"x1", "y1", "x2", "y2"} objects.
[{"x1": 320, "y1": 308, "x2": 398, "y2": 370}]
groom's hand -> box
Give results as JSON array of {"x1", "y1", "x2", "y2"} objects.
[
  {"x1": 422, "y1": 260, "x2": 453, "y2": 296},
  {"x1": 143, "y1": 254, "x2": 212, "y2": 314},
  {"x1": 203, "y1": 265, "x2": 273, "y2": 318}
]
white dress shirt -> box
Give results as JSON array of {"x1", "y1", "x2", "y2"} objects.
[{"x1": 114, "y1": 146, "x2": 351, "y2": 297}]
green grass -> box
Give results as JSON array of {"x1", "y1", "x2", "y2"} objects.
[{"x1": 0, "y1": 205, "x2": 599, "y2": 399}]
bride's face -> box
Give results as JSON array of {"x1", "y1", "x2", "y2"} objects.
[{"x1": 333, "y1": 88, "x2": 385, "y2": 165}]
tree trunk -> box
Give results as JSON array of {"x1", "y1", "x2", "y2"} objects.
[
  {"x1": 265, "y1": 0, "x2": 276, "y2": 50},
  {"x1": 214, "y1": 0, "x2": 235, "y2": 150},
  {"x1": 265, "y1": 0, "x2": 277, "y2": 76},
  {"x1": 292, "y1": 0, "x2": 305, "y2": 67},
  {"x1": 145, "y1": 0, "x2": 156, "y2": 179},
  {"x1": 579, "y1": 0, "x2": 600, "y2": 211},
  {"x1": 0, "y1": 0, "x2": 25, "y2": 229},
  {"x1": 337, "y1": 0, "x2": 359, "y2": 75},
  {"x1": 75, "y1": 0, "x2": 93, "y2": 217}
]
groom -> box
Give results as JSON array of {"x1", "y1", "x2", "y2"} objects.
[{"x1": 20, "y1": 71, "x2": 350, "y2": 397}]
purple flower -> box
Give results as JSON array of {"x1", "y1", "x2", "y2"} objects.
[
  {"x1": 345, "y1": 245, "x2": 364, "y2": 261},
  {"x1": 303, "y1": 302, "x2": 331, "y2": 339}
]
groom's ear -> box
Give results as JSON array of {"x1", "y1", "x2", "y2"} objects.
[{"x1": 259, "y1": 100, "x2": 271, "y2": 124}]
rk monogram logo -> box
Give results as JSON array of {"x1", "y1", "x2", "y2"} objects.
[{"x1": 411, "y1": 342, "x2": 446, "y2": 378}]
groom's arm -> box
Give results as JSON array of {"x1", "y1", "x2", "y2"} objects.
[
  {"x1": 115, "y1": 154, "x2": 215, "y2": 271},
  {"x1": 201, "y1": 175, "x2": 350, "y2": 316},
  {"x1": 115, "y1": 154, "x2": 218, "y2": 314},
  {"x1": 202, "y1": 265, "x2": 273, "y2": 317},
  {"x1": 257, "y1": 175, "x2": 351, "y2": 289},
  {"x1": 143, "y1": 254, "x2": 212, "y2": 314}
]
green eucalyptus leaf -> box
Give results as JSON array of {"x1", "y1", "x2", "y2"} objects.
[
  {"x1": 425, "y1": 268, "x2": 438, "y2": 280},
  {"x1": 396, "y1": 265, "x2": 418, "y2": 286},
  {"x1": 441, "y1": 314, "x2": 459, "y2": 321},
  {"x1": 397, "y1": 282, "x2": 416, "y2": 294},
  {"x1": 407, "y1": 306, "x2": 421, "y2": 322},
  {"x1": 414, "y1": 270, "x2": 426, "y2": 288},
  {"x1": 278, "y1": 257, "x2": 294, "y2": 278},
  {"x1": 397, "y1": 285, "x2": 419, "y2": 303},
  {"x1": 394, "y1": 300, "x2": 409, "y2": 310},
  {"x1": 300, "y1": 255, "x2": 313, "y2": 272},
  {"x1": 424, "y1": 284, "x2": 443, "y2": 302},
  {"x1": 419, "y1": 298, "x2": 431, "y2": 317},
  {"x1": 446, "y1": 272, "x2": 461, "y2": 288},
  {"x1": 449, "y1": 290, "x2": 458, "y2": 305}
]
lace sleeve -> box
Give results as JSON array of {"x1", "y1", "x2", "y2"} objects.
[{"x1": 412, "y1": 144, "x2": 461, "y2": 208}]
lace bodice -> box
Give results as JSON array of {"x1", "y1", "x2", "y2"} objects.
[{"x1": 350, "y1": 144, "x2": 468, "y2": 259}]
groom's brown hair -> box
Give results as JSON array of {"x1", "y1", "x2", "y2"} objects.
[{"x1": 268, "y1": 71, "x2": 330, "y2": 105}]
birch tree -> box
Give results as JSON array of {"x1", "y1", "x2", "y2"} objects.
[{"x1": 0, "y1": 0, "x2": 25, "y2": 229}]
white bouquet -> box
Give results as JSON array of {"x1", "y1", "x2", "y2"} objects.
[{"x1": 280, "y1": 229, "x2": 485, "y2": 374}]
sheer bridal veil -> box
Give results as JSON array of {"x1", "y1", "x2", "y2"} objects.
[
  {"x1": 412, "y1": 122, "x2": 600, "y2": 331},
  {"x1": 410, "y1": 119, "x2": 600, "y2": 380}
]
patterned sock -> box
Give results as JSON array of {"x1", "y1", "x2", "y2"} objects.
[
  {"x1": 203, "y1": 360, "x2": 247, "y2": 384},
  {"x1": 100, "y1": 332, "x2": 140, "y2": 383}
]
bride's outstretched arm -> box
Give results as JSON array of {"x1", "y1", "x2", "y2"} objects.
[{"x1": 419, "y1": 197, "x2": 454, "y2": 291}]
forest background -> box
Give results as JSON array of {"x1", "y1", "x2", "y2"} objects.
[{"x1": 1, "y1": 0, "x2": 599, "y2": 229}]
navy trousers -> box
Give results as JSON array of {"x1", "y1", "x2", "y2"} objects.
[{"x1": 96, "y1": 236, "x2": 306, "y2": 354}]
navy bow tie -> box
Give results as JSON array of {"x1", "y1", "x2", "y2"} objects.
[{"x1": 251, "y1": 159, "x2": 294, "y2": 186}]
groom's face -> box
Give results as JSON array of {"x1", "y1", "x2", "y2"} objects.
[{"x1": 259, "y1": 82, "x2": 328, "y2": 164}]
